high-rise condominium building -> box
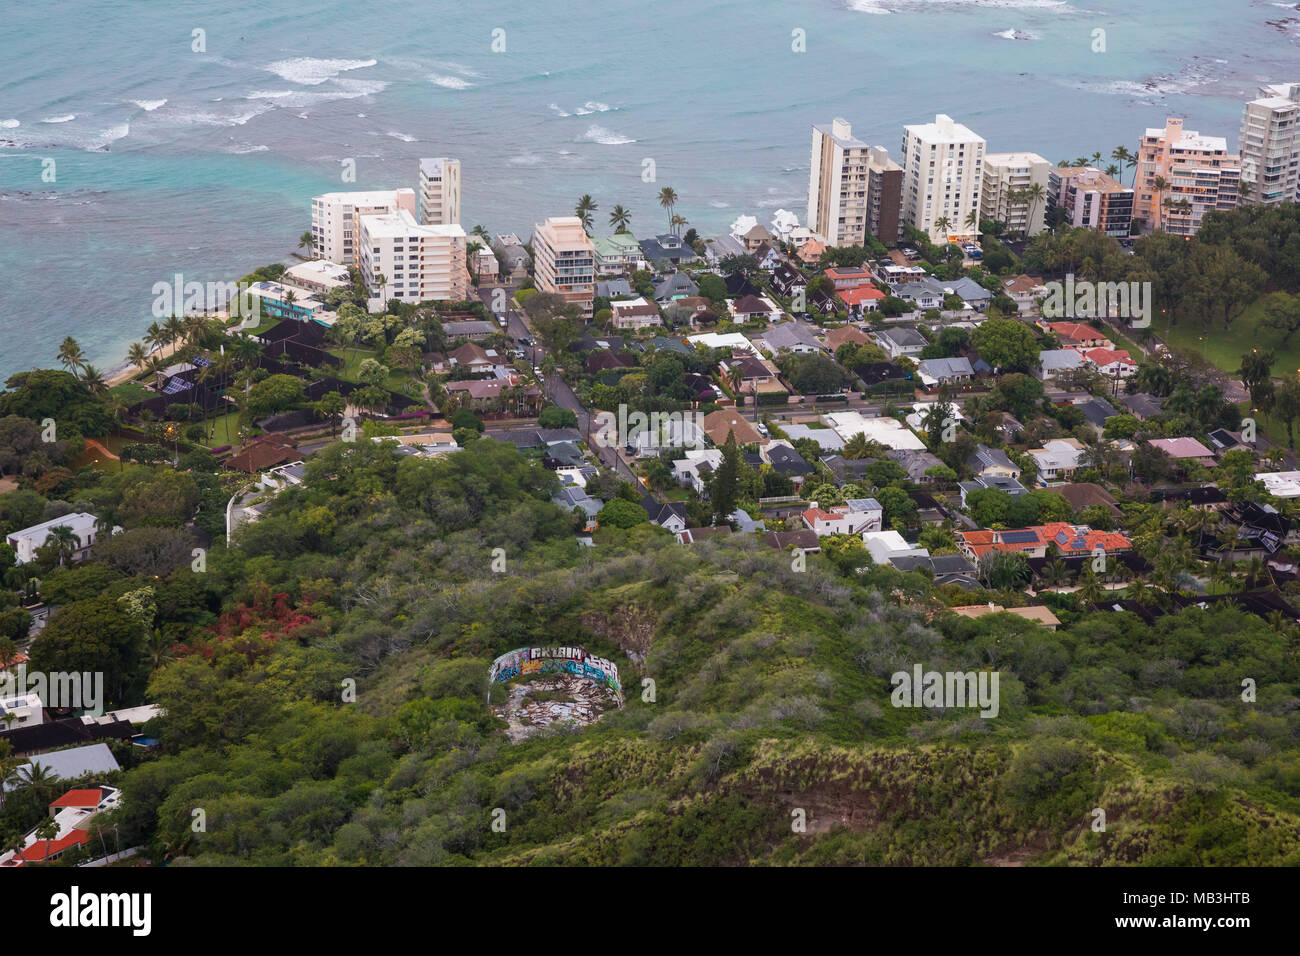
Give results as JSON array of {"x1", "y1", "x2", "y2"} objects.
[
  {"x1": 311, "y1": 189, "x2": 416, "y2": 268},
  {"x1": 1239, "y1": 83, "x2": 1300, "y2": 205},
  {"x1": 418, "y1": 157, "x2": 462, "y2": 226},
  {"x1": 1046, "y1": 167, "x2": 1134, "y2": 237},
  {"x1": 358, "y1": 208, "x2": 467, "y2": 306},
  {"x1": 900, "y1": 114, "x2": 986, "y2": 242},
  {"x1": 1135, "y1": 117, "x2": 1240, "y2": 236},
  {"x1": 980, "y1": 152, "x2": 1051, "y2": 236},
  {"x1": 808, "y1": 120, "x2": 903, "y2": 246},
  {"x1": 531, "y1": 217, "x2": 596, "y2": 314}
]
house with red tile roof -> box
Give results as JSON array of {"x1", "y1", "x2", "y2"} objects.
[
  {"x1": 802, "y1": 497, "x2": 883, "y2": 536},
  {"x1": 957, "y1": 523, "x2": 1131, "y2": 561},
  {"x1": 839, "y1": 284, "x2": 886, "y2": 316},
  {"x1": 1083, "y1": 347, "x2": 1137, "y2": 378},
  {"x1": 0, "y1": 785, "x2": 120, "y2": 867},
  {"x1": 1045, "y1": 321, "x2": 1112, "y2": 351},
  {"x1": 823, "y1": 267, "x2": 876, "y2": 291}
]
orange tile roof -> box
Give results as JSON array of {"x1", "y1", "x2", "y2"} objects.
[
  {"x1": 1048, "y1": 322, "x2": 1106, "y2": 342},
  {"x1": 1084, "y1": 347, "x2": 1134, "y2": 366},
  {"x1": 840, "y1": 285, "x2": 885, "y2": 304},
  {"x1": 49, "y1": 789, "x2": 103, "y2": 809}
]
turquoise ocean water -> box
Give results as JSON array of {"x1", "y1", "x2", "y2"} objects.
[{"x1": 1, "y1": 0, "x2": 1297, "y2": 379}]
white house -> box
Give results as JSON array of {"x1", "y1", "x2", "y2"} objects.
[
  {"x1": 802, "y1": 498, "x2": 883, "y2": 536},
  {"x1": 862, "y1": 530, "x2": 929, "y2": 565},
  {"x1": 1027, "y1": 438, "x2": 1087, "y2": 484},
  {"x1": 673, "y1": 449, "x2": 724, "y2": 496},
  {"x1": 6, "y1": 513, "x2": 101, "y2": 565}
]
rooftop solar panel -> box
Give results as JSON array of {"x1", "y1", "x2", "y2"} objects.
[{"x1": 1001, "y1": 530, "x2": 1038, "y2": 543}]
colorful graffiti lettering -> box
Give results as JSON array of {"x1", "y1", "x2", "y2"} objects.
[{"x1": 489, "y1": 646, "x2": 622, "y2": 700}]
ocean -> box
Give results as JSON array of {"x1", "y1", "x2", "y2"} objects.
[{"x1": 1, "y1": 0, "x2": 1296, "y2": 381}]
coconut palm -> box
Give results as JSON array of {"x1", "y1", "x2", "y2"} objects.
[
  {"x1": 1023, "y1": 182, "x2": 1045, "y2": 235},
  {"x1": 43, "y1": 525, "x2": 80, "y2": 568},
  {"x1": 609, "y1": 204, "x2": 632, "y2": 233},
  {"x1": 1150, "y1": 175, "x2": 1170, "y2": 230},
  {"x1": 79, "y1": 364, "x2": 107, "y2": 396},
  {"x1": 163, "y1": 314, "x2": 186, "y2": 346},
  {"x1": 144, "y1": 321, "x2": 166, "y2": 354},
  {"x1": 670, "y1": 213, "x2": 688, "y2": 237},
  {"x1": 575, "y1": 194, "x2": 597, "y2": 232},
  {"x1": 933, "y1": 215, "x2": 952, "y2": 241},
  {"x1": 1041, "y1": 558, "x2": 1071, "y2": 588},
  {"x1": 298, "y1": 229, "x2": 316, "y2": 256},
  {"x1": 963, "y1": 209, "x2": 979, "y2": 235},
  {"x1": 657, "y1": 186, "x2": 678, "y2": 232},
  {"x1": 57, "y1": 336, "x2": 86, "y2": 376},
  {"x1": 1076, "y1": 569, "x2": 1104, "y2": 603},
  {"x1": 127, "y1": 341, "x2": 148, "y2": 371}
]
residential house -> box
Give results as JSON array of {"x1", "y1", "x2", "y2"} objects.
[
  {"x1": 1001, "y1": 274, "x2": 1046, "y2": 312},
  {"x1": 873, "y1": 327, "x2": 928, "y2": 359},
  {"x1": 824, "y1": 411, "x2": 927, "y2": 450},
  {"x1": 442, "y1": 319, "x2": 496, "y2": 340},
  {"x1": 0, "y1": 786, "x2": 121, "y2": 867},
  {"x1": 640, "y1": 496, "x2": 689, "y2": 534},
  {"x1": 1121, "y1": 392, "x2": 1165, "y2": 419},
  {"x1": 941, "y1": 276, "x2": 994, "y2": 311},
  {"x1": 797, "y1": 238, "x2": 826, "y2": 264},
  {"x1": 553, "y1": 486, "x2": 602, "y2": 531},
  {"x1": 1147, "y1": 437, "x2": 1216, "y2": 467},
  {"x1": 6, "y1": 513, "x2": 102, "y2": 565},
  {"x1": 957, "y1": 522, "x2": 1131, "y2": 561},
  {"x1": 593, "y1": 233, "x2": 646, "y2": 275},
  {"x1": 1075, "y1": 396, "x2": 1119, "y2": 430},
  {"x1": 1037, "y1": 348, "x2": 1085, "y2": 383},
  {"x1": 1045, "y1": 321, "x2": 1112, "y2": 351},
  {"x1": 763, "y1": 529, "x2": 822, "y2": 553},
  {"x1": 676, "y1": 526, "x2": 734, "y2": 545},
  {"x1": 674, "y1": 449, "x2": 724, "y2": 496},
  {"x1": 824, "y1": 267, "x2": 876, "y2": 291},
  {"x1": 887, "y1": 448, "x2": 946, "y2": 483},
  {"x1": 596, "y1": 278, "x2": 634, "y2": 299},
  {"x1": 958, "y1": 474, "x2": 1029, "y2": 507},
  {"x1": 755, "y1": 322, "x2": 823, "y2": 355},
  {"x1": 702, "y1": 409, "x2": 763, "y2": 446},
  {"x1": 839, "y1": 284, "x2": 886, "y2": 318},
  {"x1": 639, "y1": 233, "x2": 697, "y2": 268},
  {"x1": 731, "y1": 294, "x2": 777, "y2": 323},
  {"x1": 654, "y1": 273, "x2": 699, "y2": 303},
  {"x1": 752, "y1": 242, "x2": 784, "y2": 271},
  {"x1": 823, "y1": 325, "x2": 872, "y2": 353},
  {"x1": 762, "y1": 442, "x2": 814, "y2": 486},
  {"x1": 1026, "y1": 437, "x2": 1087, "y2": 484},
  {"x1": 1083, "y1": 348, "x2": 1137, "y2": 379},
  {"x1": 610, "y1": 297, "x2": 663, "y2": 330},
  {"x1": 740, "y1": 223, "x2": 773, "y2": 253},
  {"x1": 704, "y1": 233, "x2": 747, "y2": 266},
  {"x1": 967, "y1": 444, "x2": 1021, "y2": 480},
  {"x1": 771, "y1": 263, "x2": 807, "y2": 299},
  {"x1": 862, "y1": 529, "x2": 928, "y2": 565},
  {"x1": 802, "y1": 497, "x2": 883, "y2": 536},
  {"x1": 915, "y1": 356, "x2": 974, "y2": 390},
  {"x1": 893, "y1": 278, "x2": 946, "y2": 311}
]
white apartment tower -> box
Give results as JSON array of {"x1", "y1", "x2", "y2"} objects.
[
  {"x1": 1240, "y1": 83, "x2": 1300, "y2": 205},
  {"x1": 980, "y1": 152, "x2": 1051, "y2": 236},
  {"x1": 358, "y1": 209, "x2": 467, "y2": 308},
  {"x1": 311, "y1": 189, "x2": 416, "y2": 268},
  {"x1": 418, "y1": 157, "x2": 462, "y2": 225},
  {"x1": 900, "y1": 114, "x2": 986, "y2": 242}
]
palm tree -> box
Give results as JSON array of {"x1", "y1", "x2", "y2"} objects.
[
  {"x1": 34, "y1": 817, "x2": 58, "y2": 865},
  {"x1": 1042, "y1": 558, "x2": 1071, "y2": 588},
  {"x1": 1076, "y1": 569, "x2": 1104, "y2": 603},
  {"x1": 127, "y1": 341, "x2": 148, "y2": 371},
  {"x1": 657, "y1": 186, "x2": 678, "y2": 233},
  {"x1": 43, "y1": 525, "x2": 80, "y2": 568},
  {"x1": 163, "y1": 314, "x2": 186, "y2": 347},
  {"x1": 144, "y1": 321, "x2": 166, "y2": 354},
  {"x1": 1105, "y1": 163, "x2": 1120, "y2": 178},
  {"x1": 1150, "y1": 175, "x2": 1170, "y2": 230},
  {"x1": 575, "y1": 194, "x2": 597, "y2": 233},
  {"x1": 726, "y1": 364, "x2": 743, "y2": 396},
  {"x1": 6, "y1": 761, "x2": 57, "y2": 809},
  {"x1": 57, "y1": 336, "x2": 86, "y2": 376},
  {"x1": 933, "y1": 215, "x2": 952, "y2": 241},
  {"x1": 1023, "y1": 182, "x2": 1045, "y2": 236},
  {"x1": 298, "y1": 229, "x2": 316, "y2": 257},
  {"x1": 609, "y1": 204, "x2": 632, "y2": 233},
  {"x1": 670, "y1": 213, "x2": 688, "y2": 237},
  {"x1": 963, "y1": 209, "x2": 979, "y2": 235},
  {"x1": 79, "y1": 364, "x2": 107, "y2": 396}
]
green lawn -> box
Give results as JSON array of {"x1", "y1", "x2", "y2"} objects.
[
  {"x1": 1155, "y1": 297, "x2": 1300, "y2": 379},
  {"x1": 329, "y1": 347, "x2": 376, "y2": 382},
  {"x1": 109, "y1": 381, "x2": 151, "y2": 404}
]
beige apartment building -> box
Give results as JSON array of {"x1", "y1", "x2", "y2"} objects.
[
  {"x1": 531, "y1": 216, "x2": 595, "y2": 314},
  {"x1": 311, "y1": 189, "x2": 416, "y2": 268},
  {"x1": 808, "y1": 119, "x2": 903, "y2": 246},
  {"x1": 1047, "y1": 167, "x2": 1134, "y2": 237},
  {"x1": 358, "y1": 208, "x2": 467, "y2": 307},
  {"x1": 1134, "y1": 117, "x2": 1239, "y2": 236},
  {"x1": 418, "y1": 157, "x2": 461, "y2": 226},
  {"x1": 1240, "y1": 83, "x2": 1300, "y2": 205},
  {"x1": 980, "y1": 152, "x2": 1050, "y2": 236},
  {"x1": 900, "y1": 114, "x2": 986, "y2": 242}
]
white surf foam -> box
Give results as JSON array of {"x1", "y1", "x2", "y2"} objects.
[
  {"x1": 131, "y1": 99, "x2": 168, "y2": 111},
  {"x1": 581, "y1": 124, "x2": 635, "y2": 145},
  {"x1": 41, "y1": 114, "x2": 76, "y2": 124},
  {"x1": 265, "y1": 57, "x2": 377, "y2": 85},
  {"x1": 429, "y1": 73, "x2": 473, "y2": 90}
]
